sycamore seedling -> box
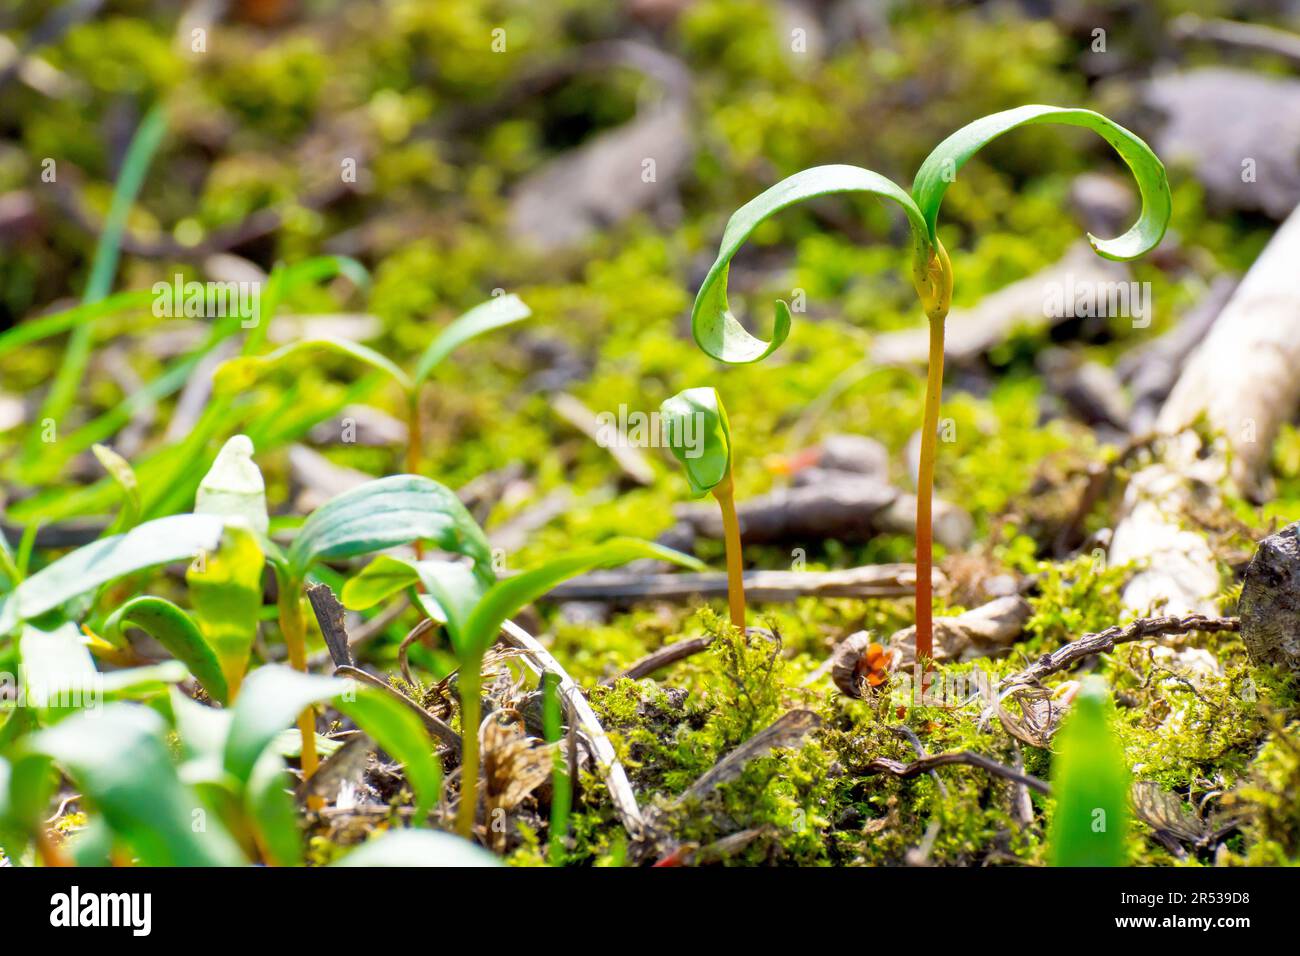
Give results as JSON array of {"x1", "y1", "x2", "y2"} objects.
[
  {"x1": 660, "y1": 387, "x2": 746, "y2": 628},
  {"x1": 688, "y1": 106, "x2": 1171, "y2": 670}
]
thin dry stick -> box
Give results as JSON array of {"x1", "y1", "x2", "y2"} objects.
[
  {"x1": 1000, "y1": 614, "x2": 1240, "y2": 691},
  {"x1": 863, "y1": 750, "x2": 1051, "y2": 796},
  {"x1": 497, "y1": 620, "x2": 647, "y2": 840},
  {"x1": 605, "y1": 636, "x2": 712, "y2": 684},
  {"x1": 333, "y1": 664, "x2": 462, "y2": 756}
]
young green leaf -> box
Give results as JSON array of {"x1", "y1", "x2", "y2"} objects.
[
  {"x1": 691, "y1": 165, "x2": 928, "y2": 364},
  {"x1": 213, "y1": 338, "x2": 412, "y2": 398},
  {"x1": 287, "y1": 475, "x2": 493, "y2": 579},
  {"x1": 91, "y1": 443, "x2": 141, "y2": 533},
  {"x1": 187, "y1": 524, "x2": 265, "y2": 701},
  {"x1": 104, "y1": 597, "x2": 228, "y2": 705},
  {"x1": 457, "y1": 539, "x2": 704, "y2": 659},
  {"x1": 0, "y1": 514, "x2": 225, "y2": 634},
  {"x1": 412, "y1": 293, "x2": 532, "y2": 386},
  {"x1": 342, "y1": 555, "x2": 486, "y2": 638},
  {"x1": 912, "y1": 105, "x2": 1171, "y2": 262},
  {"x1": 1048, "y1": 676, "x2": 1132, "y2": 866},
  {"x1": 660, "y1": 387, "x2": 732, "y2": 498},
  {"x1": 30, "y1": 703, "x2": 247, "y2": 866},
  {"x1": 333, "y1": 829, "x2": 498, "y2": 867},
  {"x1": 194, "y1": 435, "x2": 270, "y2": 536}
]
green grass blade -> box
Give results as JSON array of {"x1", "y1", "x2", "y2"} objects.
[
  {"x1": 24, "y1": 104, "x2": 168, "y2": 463},
  {"x1": 1047, "y1": 676, "x2": 1132, "y2": 866},
  {"x1": 461, "y1": 539, "x2": 704, "y2": 658},
  {"x1": 412, "y1": 293, "x2": 531, "y2": 386}
]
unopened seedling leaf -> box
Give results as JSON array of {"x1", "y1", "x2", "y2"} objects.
[
  {"x1": 195, "y1": 435, "x2": 269, "y2": 536},
  {"x1": 660, "y1": 387, "x2": 732, "y2": 498},
  {"x1": 91, "y1": 443, "x2": 140, "y2": 533}
]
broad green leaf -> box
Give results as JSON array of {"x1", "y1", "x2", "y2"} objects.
[
  {"x1": 0, "y1": 513, "x2": 225, "y2": 633},
  {"x1": 691, "y1": 165, "x2": 927, "y2": 364},
  {"x1": 287, "y1": 475, "x2": 493, "y2": 580},
  {"x1": 912, "y1": 105, "x2": 1171, "y2": 262},
  {"x1": 104, "y1": 597, "x2": 228, "y2": 705},
  {"x1": 225, "y1": 666, "x2": 349, "y2": 783},
  {"x1": 91, "y1": 444, "x2": 140, "y2": 533},
  {"x1": 336, "y1": 692, "x2": 442, "y2": 821},
  {"x1": 413, "y1": 293, "x2": 531, "y2": 386},
  {"x1": 1048, "y1": 677, "x2": 1132, "y2": 866},
  {"x1": 31, "y1": 703, "x2": 246, "y2": 866},
  {"x1": 224, "y1": 665, "x2": 441, "y2": 825},
  {"x1": 214, "y1": 337, "x2": 411, "y2": 397},
  {"x1": 333, "y1": 829, "x2": 498, "y2": 867},
  {"x1": 18, "y1": 623, "x2": 97, "y2": 711},
  {"x1": 460, "y1": 539, "x2": 705, "y2": 658},
  {"x1": 187, "y1": 524, "x2": 264, "y2": 701},
  {"x1": 246, "y1": 749, "x2": 302, "y2": 867},
  {"x1": 0, "y1": 752, "x2": 55, "y2": 863},
  {"x1": 660, "y1": 387, "x2": 732, "y2": 498},
  {"x1": 194, "y1": 435, "x2": 269, "y2": 536}
]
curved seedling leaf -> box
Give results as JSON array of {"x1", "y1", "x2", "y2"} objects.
[
  {"x1": 104, "y1": 597, "x2": 228, "y2": 706},
  {"x1": 91, "y1": 443, "x2": 140, "y2": 533},
  {"x1": 413, "y1": 293, "x2": 532, "y2": 386},
  {"x1": 660, "y1": 387, "x2": 732, "y2": 498},
  {"x1": 187, "y1": 524, "x2": 264, "y2": 701},
  {"x1": 333, "y1": 829, "x2": 498, "y2": 867},
  {"x1": 213, "y1": 338, "x2": 411, "y2": 398},
  {"x1": 0, "y1": 514, "x2": 225, "y2": 634},
  {"x1": 194, "y1": 435, "x2": 269, "y2": 536},
  {"x1": 912, "y1": 105, "x2": 1171, "y2": 262},
  {"x1": 336, "y1": 692, "x2": 442, "y2": 821},
  {"x1": 692, "y1": 165, "x2": 928, "y2": 364},
  {"x1": 460, "y1": 539, "x2": 705, "y2": 659},
  {"x1": 1047, "y1": 676, "x2": 1132, "y2": 866},
  {"x1": 287, "y1": 475, "x2": 493, "y2": 580},
  {"x1": 18, "y1": 623, "x2": 97, "y2": 713},
  {"x1": 31, "y1": 703, "x2": 246, "y2": 866}
]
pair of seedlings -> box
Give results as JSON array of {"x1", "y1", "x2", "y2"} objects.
[{"x1": 664, "y1": 106, "x2": 1171, "y2": 680}]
